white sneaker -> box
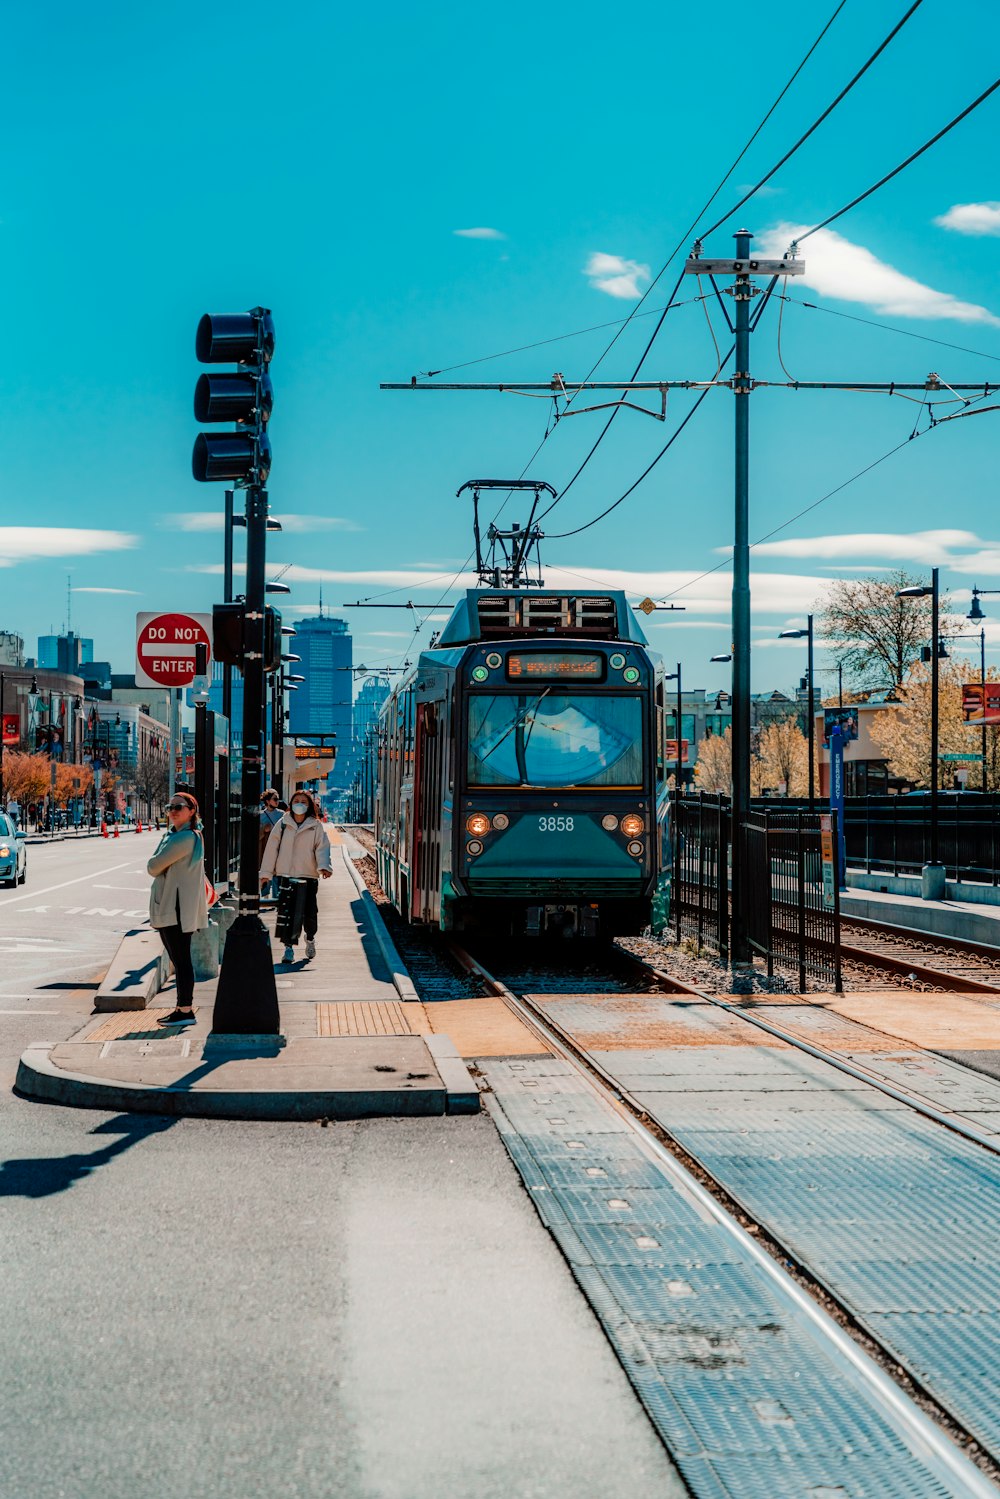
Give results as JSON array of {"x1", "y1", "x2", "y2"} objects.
[
  {"x1": 282, "y1": 945, "x2": 295, "y2": 964},
  {"x1": 305, "y1": 939, "x2": 316, "y2": 960}
]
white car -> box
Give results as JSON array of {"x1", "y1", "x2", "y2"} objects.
[{"x1": 0, "y1": 813, "x2": 27, "y2": 887}]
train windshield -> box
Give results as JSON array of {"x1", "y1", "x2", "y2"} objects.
[{"x1": 467, "y1": 692, "x2": 642, "y2": 788}]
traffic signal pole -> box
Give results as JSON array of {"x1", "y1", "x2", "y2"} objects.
[
  {"x1": 730, "y1": 230, "x2": 753, "y2": 970},
  {"x1": 194, "y1": 307, "x2": 280, "y2": 1037}
]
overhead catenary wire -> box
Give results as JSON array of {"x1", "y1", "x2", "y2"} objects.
[
  {"x1": 795, "y1": 74, "x2": 1000, "y2": 243},
  {"x1": 777, "y1": 294, "x2": 1000, "y2": 364}
]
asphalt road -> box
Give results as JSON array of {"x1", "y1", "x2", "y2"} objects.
[{"x1": 0, "y1": 837, "x2": 682, "y2": 1499}]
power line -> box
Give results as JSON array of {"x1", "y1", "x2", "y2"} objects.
[
  {"x1": 797, "y1": 74, "x2": 1000, "y2": 242},
  {"x1": 699, "y1": 0, "x2": 925, "y2": 240},
  {"x1": 778, "y1": 294, "x2": 1000, "y2": 364},
  {"x1": 537, "y1": 0, "x2": 921, "y2": 527}
]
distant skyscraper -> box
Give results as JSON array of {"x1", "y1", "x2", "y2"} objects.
[
  {"x1": 288, "y1": 615, "x2": 353, "y2": 743},
  {"x1": 37, "y1": 633, "x2": 93, "y2": 673},
  {"x1": 353, "y1": 674, "x2": 391, "y2": 740}
]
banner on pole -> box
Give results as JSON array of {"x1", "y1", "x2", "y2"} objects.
[{"x1": 822, "y1": 707, "x2": 859, "y2": 746}]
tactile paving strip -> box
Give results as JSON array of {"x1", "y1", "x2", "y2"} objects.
[
  {"x1": 482, "y1": 1058, "x2": 962, "y2": 1498},
  {"x1": 316, "y1": 1000, "x2": 416, "y2": 1036},
  {"x1": 85, "y1": 1009, "x2": 192, "y2": 1043}
]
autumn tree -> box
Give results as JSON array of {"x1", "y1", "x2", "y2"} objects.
[
  {"x1": 757, "y1": 718, "x2": 810, "y2": 795},
  {"x1": 819, "y1": 570, "x2": 959, "y2": 691},
  {"x1": 54, "y1": 762, "x2": 94, "y2": 807},
  {"x1": 694, "y1": 729, "x2": 733, "y2": 794},
  {"x1": 870, "y1": 658, "x2": 994, "y2": 786},
  {"x1": 1, "y1": 751, "x2": 51, "y2": 808}
]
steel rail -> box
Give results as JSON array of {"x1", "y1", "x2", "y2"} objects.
[{"x1": 451, "y1": 942, "x2": 999, "y2": 1498}]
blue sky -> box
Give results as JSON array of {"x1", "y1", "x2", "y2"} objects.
[{"x1": 3, "y1": 1, "x2": 1000, "y2": 701}]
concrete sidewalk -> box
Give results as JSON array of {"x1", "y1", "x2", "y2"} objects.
[{"x1": 15, "y1": 829, "x2": 479, "y2": 1121}]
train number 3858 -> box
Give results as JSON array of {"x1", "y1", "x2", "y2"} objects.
[{"x1": 538, "y1": 816, "x2": 575, "y2": 832}]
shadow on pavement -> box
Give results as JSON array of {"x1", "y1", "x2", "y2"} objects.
[{"x1": 0, "y1": 1113, "x2": 177, "y2": 1199}]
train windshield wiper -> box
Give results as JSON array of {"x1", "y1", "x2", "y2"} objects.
[{"x1": 477, "y1": 689, "x2": 551, "y2": 767}]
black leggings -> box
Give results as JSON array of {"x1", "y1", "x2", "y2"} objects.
[
  {"x1": 159, "y1": 924, "x2": 194, "y2": 1007},
  {"x1": 280, "y1": 878, "x2": 319, "y2": 942}
]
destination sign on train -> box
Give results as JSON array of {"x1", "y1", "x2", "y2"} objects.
[{"x1": 506, "y1": 652, "x2": 604, "y2": 680}]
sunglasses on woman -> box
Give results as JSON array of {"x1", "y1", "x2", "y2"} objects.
[{"x1": 167, "y1": 802, "x2": 190, "y2": 812}]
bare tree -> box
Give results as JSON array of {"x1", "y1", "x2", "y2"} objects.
[
  {"x1": 126, "y1": 752, "x2": 170, "y2": 820},
  {"x1": 819, "y1": 570, "x2": 956, "y2": 691}
]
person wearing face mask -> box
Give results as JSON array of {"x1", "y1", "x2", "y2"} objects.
[
  {"x1": 147, "y1": 792, "x2": 209, "y2": 1026},
  {"x1": 259, "y1": 789, "x2": 333, "y2": 963}
]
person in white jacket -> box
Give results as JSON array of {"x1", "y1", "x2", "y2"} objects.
[
  {"x1": 147, "y1": 792, "x2": 209, "y2": 1025},
  {"x1": 259, "y1": 790, "x2": 332, "y2": 963}
]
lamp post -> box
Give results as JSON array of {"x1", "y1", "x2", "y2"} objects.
[
  {"x1": 967, "y1": 588, "x2": 1000, "y2": 791},
  {"x1": 898, "y1": 569, "x2": 944, "y2": 897},
  {"x1": 778, "y1": 616, "x2": 814, "y2": 810}
]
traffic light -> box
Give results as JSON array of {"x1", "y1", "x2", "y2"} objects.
[
  {"x1": 211, "y1": 603, "x2": 283, "y2": 673},
  {"x1": 193, "y1": 309, "x2": 274, "y2": 485}
]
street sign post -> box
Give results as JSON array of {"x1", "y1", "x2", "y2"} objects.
[{"x1": 136, "y1": 612, "x2": 213, "y2": 690}]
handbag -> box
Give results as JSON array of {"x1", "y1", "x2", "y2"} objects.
[{"x1": 275, "y1": 878, "x2": 308, "y2": 944}]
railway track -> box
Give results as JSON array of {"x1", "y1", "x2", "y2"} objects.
[
  {"x1": 840, "y1": 914, "x2": 1000, "y2": 994},
  {"x1": 453, "y1": 938, "x2": 1000, "y2": 1492}
]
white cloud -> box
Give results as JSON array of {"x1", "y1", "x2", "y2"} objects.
[
  {"x1": 935, "y1": 202, "x2": 1000, "y2": 237},
  {"x1": 0, "y1": 528, "x2": 138, "y2": 564},
  {"x1": 757, "y1": 222, "x2": 1000, "y2": 327},
  {"x1": 168, "y1": 511, "x2": 361, "y2": 534},
  {"x1": 72, "y1": 586, "x2": 141, "y2": 595},
  {"x1": 584, "y1": 252, "x2": 651, "y2": 300},
  {"x1": 744, "y1": 530, "x2": 982, "y2": 565},
  {"x1": 453, "y1": 227, "x2": 506, "y2": 240}
]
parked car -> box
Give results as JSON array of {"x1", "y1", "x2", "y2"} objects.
[{"x1": 0, "y1": 813, "x2": 27, "y2": 887}]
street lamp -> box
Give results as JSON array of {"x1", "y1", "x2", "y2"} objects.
[
  {"x1": 967, "y1": 588, "x2": 1000, "y2": 792},
  {"x1": 897, "y1": 569, "x2": 944, "y2": 897},
  {"x1": 710, "y1": 654, "x2": 732, "y2": 663},
  {"x1": 778, "y1": 615, "x2": 814, "y2": 810}
]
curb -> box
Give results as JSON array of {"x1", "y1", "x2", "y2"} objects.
[
  {"x1": 95, "y1": 927, "x2": 170, "y2": 1011},
  {"x1": 340, "y1": 845, "x2": 421, "y2": 1003},
  {"x1": 14, "y1": 1044, "x2": 449, "y2": 1122}
]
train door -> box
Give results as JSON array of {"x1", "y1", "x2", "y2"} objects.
[{"x1": 412, "y1": 701, "x2": 444, "y2": 922}]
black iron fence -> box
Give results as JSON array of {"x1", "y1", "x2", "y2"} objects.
[
  {"x1": 672, "y1": 793, "x2": 729, "y2": 965},
  {"x1": 671, "y1": 795, "x2": 842, "y2": 989},
  {"x1": 743, "y1": 808, "x2": 842, "y2": 991},
  {"x1": 761, "y1": 794, "x2": 1000, "y2": 885}
]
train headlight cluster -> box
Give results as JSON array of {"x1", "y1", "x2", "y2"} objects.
[
  {"x1": 466, "y1": 812, "x2": 491, "y2": 836},
  {"x1": 620, "y1": 813, "x2": 645, "y2": 837}
]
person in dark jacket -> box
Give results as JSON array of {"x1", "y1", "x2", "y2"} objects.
[{"x1": 148, "y1": 792, "x2": 208, "y2": 1026}]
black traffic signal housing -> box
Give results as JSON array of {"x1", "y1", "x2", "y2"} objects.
[
  {"x1": 212, "y1": 604, "x2": 283, "y2": 674},
  {"x1": 193, "y1": 309, "x2": 274, "y2": 485}
]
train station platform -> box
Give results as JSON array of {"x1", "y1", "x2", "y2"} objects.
[
  {"x1": 841, "y1": 883, "x2": 1000, "y2": 946},
  {"x1": 15, "y1": 829, "x2": 481, "y2": 1121}
]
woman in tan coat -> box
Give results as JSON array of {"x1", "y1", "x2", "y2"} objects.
[
  {"x1": 147, "y1": 791, "x2": 209, "y2": 1026},
  {"x1": 259, "y1": 789, "x2": 332, "y2": 963}
]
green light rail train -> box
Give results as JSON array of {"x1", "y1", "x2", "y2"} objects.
[{"x1": 373, "y1": 589, "x2": 671, "y2": 938}]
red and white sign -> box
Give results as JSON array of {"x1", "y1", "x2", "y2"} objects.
[
  {"x1": 136, "y1": 612, "x2": 213, "y2": 689},
  {"x1": 2, "y1": 714, "x2": 18, "y2": 745}
]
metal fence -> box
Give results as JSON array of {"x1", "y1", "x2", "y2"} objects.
[
  {"x1": 743, "y1": 808, "x2": 842, "y2": 991},
  {"x1": 671, "y1": 795, "x2": 841, "y2": 989},
  {"x1": 672, "y1": 793, "x2": 729, "y2": 965},
  {"x1": 844, "y1": 795, "x2": 1000, "y2": 885}
]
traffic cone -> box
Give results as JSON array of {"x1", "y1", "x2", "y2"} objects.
[
  {"x1": 113, "y1": 822, "x2": 119, "y2": 839},
  {"x1": 101, "y1": 820, "x2": 108, "y2": 838},
  {"x1": 136, "y1": 820, "x2": 142, "y2": 833}
]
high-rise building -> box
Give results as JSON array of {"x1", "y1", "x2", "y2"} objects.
[
  {"x1": 0, "y1": 633, "x2": 25, "y2": 668},
  {"x1": 353, "y1": 674, "x2": 391, "y2": 740},
  {"x1": 37, "y1": 633, "x2": 94, "y2": 674},
  {"x1": 288, "y1": 615, "x2": 352, "y2": 743}
]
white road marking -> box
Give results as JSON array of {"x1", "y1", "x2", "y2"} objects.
[{"x1": 0, "y1": 861, "x2": 136, "y2": 906}]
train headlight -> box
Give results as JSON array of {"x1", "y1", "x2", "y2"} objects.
[
  {"x1": 623, "y1": 666, "x2": 640, "y2": 684},
  {"x1": 467, "y1": 839, "x2": 484, "y2": 856},
  {"x1": 472, "y1": 666, "x2": 489, "y2": 683},
  {"x1": 466, "y1": 812, "x2": 491, "y2": 836},
  {"x1": 601, "y1": 814, "x2": 619, "y2": 831},
  {"x1": 609, "y1": 653, "x2": 626, "y2": 670},
  {"x1": 485, "y1": 652, "x2": 502, "y2": 669},
  {"x1": 492, "y1": 813, "x2": 510, "y2": 830},
  {"x1": 627, "y1": 840, "x2": 644, "y2": 857},
  {"x1": 621, "y1": 813, "x2": 644, "y2": 837}
]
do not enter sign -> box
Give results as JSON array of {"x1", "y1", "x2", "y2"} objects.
[{"x1": 136, "y1": 611, "x2": 213, "y2": 689}]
